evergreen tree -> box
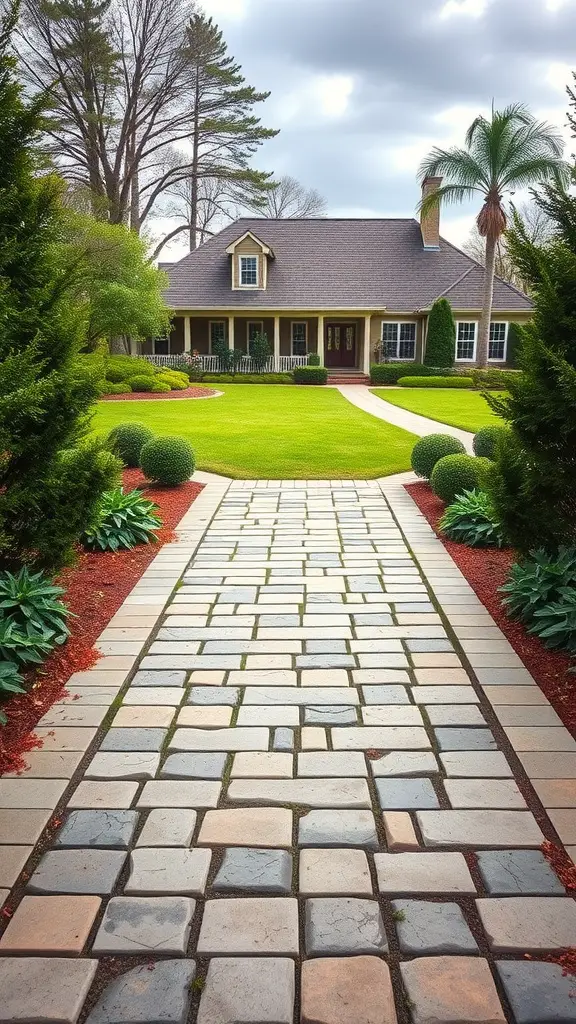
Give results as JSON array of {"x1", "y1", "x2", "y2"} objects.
[
  {"x1": 0, "y1": 3, "x2": 118, "y2": 570},
  {"x1": 424, "y1": 298, "x2": 456, "y2": 367},
  {"x1": 486, "y1": 187, "x2": 576, "y2": 552},
  {"x1": 182, "y1": 13, "x2": 278, "y2": 249}
]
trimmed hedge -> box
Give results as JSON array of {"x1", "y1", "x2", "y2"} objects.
[
  {"x1": 108, "y1": 422, "x2": 154, "y2": 467},
  {"x1": 411, "y1": 434, "x2": 466, "y2": 480},
  {"x1": 473, "y1": 425, "x2": 510, "y2": 459},
  {"x1": 307, "y1": 353, "x2": 321, "y2": 366},
  {"x1": 140, "y1": 436, "x2": 195, "y2": 485},
  {"x1": 201, "y1": 373, "x2": 293, "y2": 384},
  {"x1": 370, "y1": 363, "x2": 454, "y2": 385},
  {"x1": 129, "y1": 375, "x2": 155, "y2": 392},
  {"x1": 471, "y1": 367, "x2": 521, "y2": 390},
  {"x1": 431, "y1": 454, "x2": 492, "y2": 503},
  {"x1": 293, "y1": 366, "x2": 328, "y2": 385},
  {"x1": 424, "y1": 298, "x2": 455, "y2": 368},
  {"x1": 398, "y1": 375, "x2": 474, "y2": 389}
]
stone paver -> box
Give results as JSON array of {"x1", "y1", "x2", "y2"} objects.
[{"x1": 6, "y1": 476, "x2": 576, "y2": 1022}]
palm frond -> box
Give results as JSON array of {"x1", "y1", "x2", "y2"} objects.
[
  {"x1": 501, "y1": 156, "x2": 571, "y2": 191},
  {"x1": 420, "y1": 183, "x2": 483, "y2": 217}
]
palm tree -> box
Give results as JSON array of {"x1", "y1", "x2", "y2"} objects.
[{"x1": 419, "y1": 104, "x2": 569, "y2": 367}]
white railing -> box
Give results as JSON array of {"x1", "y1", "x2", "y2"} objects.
[{"x1": 143, "y1": 354, "x2": 309, "y2": 373}]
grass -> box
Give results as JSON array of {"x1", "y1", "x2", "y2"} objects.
[
  {"x1": 370, "y1": 388, "x2": 503, "y2": 432},
  {"x1": 93, "y1": 385, "x2": 418, "y2": 479}
]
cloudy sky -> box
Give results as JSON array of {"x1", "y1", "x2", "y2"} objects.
[{"x1": 161, "y1": 0, "x2": 575, "y2": 258}]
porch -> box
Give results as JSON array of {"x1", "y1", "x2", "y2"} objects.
[{"x1": 144, "y1": 312, "x2": 378, "y2": 373}]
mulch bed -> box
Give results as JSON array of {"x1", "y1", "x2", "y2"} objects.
[
  {"x1": 101, "y1": 386, "x2": 218, "y2": 401},
  {"x1": 0, "y1": 469, "x2": 203, "y2": 775},
  {"x1": 405, "y1": 481, "x2": 575, "y2": 737}
]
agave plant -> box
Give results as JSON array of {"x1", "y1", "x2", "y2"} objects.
[
  {"x1": 0, "y1": 567, "x2": 71, "y2": 645},
  {"x1": 82, "y1": 487, "x2": 161, "y2": 552},
  {"x1": 439, "y1": 489, "x2": 505, "y2": 548}
]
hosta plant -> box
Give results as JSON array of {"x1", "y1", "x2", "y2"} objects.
[
  {"x1": 0, "y1": 568, "x2": 71, "y2": 645},
  {"x1": 0, "y1": 618, "x2": 55, "y2": 666},
  {"x1": 0, "y1": 661, "x2": 25, "y2": 725},
  {"x1": 439, "y1": 490, "x2": 505, "y2": 548},
  {"x1": 500, "y1": 547, "x2": 576, "y2": 655},
  {"x1": 82, "y1": 488, "x2": 161, "y2": 552}
]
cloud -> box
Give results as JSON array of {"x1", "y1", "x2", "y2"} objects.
[{"x1": 160, "y1": 0, "x2": 574, "y2": 259}]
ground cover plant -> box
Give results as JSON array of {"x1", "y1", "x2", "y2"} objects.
[
  {"x1": 81, "y1": 488, "x2": 161, "y2": 551},
  {"x1": 372, "y1": 388, "x2": 502, "y2": 432},
  {"x1": 94, "y1": 385, "x2": 417, "y2": 479},
  {"x1": 439, "y1": 489, "x2": 505, "y2": 548}
]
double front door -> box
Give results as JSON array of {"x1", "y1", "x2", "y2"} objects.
[{"x1": 324, "y1": 322, "x2": 357, "y2": 367}]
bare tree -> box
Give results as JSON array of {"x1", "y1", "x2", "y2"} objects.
[
  {"x1": 152, "y1": 172, "x2": 241, "y2": 257},
  {"x1": 248, "y1": 174, "x2": 327, "y2": 218}
]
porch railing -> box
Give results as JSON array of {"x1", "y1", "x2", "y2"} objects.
[{"x1": 143, "y1": 354, "x2": 308, "y2": 373}]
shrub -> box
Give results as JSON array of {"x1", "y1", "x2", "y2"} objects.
[
  {"x1": 101, "y1": 382, "x2": 131, "y2": 395},
  {"x1": 0, "y1": 661, "x2": 25, "y2": 722},
  {"x1": 156, "y1": 370, "x2": 189, "y2": 390},
  {"x1": 151, "y1": 381, "x2": 171, "y2": 393},
  {"x1": 307, "y1": 353, "x2": 321, "y2": 366},
  {"x1": 105, "y1": 367, "x2": 127, "y2": 384},
  {"x1": 0, "y1": 568, "x2": 71, "y2": 644},
  {"x1": 431, "y1": 454, "x2": 492, "y2": 504},
  {"x1": 370, "y1": 363, "x2": 454, "y2": 385},
  {"x1": 398, "y1": 376, "x2": 473, "y2": 388},
  {"x1": 82, "y1": 487, "x2": 161, "y2": 551},
  {"x1": 424, "y1": 298, "x2": 455, "y2": 367},
  {"x1": 472, "y1": 367, "x2": 520, "y2": 389},
  {"x1": 249, "y1": 332, "x2": 272, "y2": 372},
  {"x1": 201, "y1": 373, "x2": 293, "y2": 384},
  {"x1": 293, "y1": 366, "x2": 328, "y2": 385},
  {"x1": 140, "y1": 436, "x2": 195, "y2": 485},
  {"x1": 129, "y1": 375, "x2": 154, "y2": 393},
  {"x1": 212, "y1": 337, "x2": 233, "y2": 372},
  {"x1": 506, "y1": 323, "x2": 524, "y2": 368},
  {"x1": 105, "y1": 355, "x2": 155, "y2": 381},
  {"x1": 439, "y1": 489, "x2": 505, "y2": 547},
  {"x1": 500, "y1": 547, "x2": 576, "y2": 654},
  {"x1": 410, "y1": 434, "x2": 466, "y2": 480},
  {"x1": 473, "y1": 425, "x2": 510, "y2": 459},
  {"x1": 108, "y1": 423, "x2": 155, "y2": 467}
]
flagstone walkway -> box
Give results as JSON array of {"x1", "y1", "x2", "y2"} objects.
[{"x1": 1, "y1": 475, "x2": 576, "y2": 1024}]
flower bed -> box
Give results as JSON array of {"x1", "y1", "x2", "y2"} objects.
[
  {"x1": 101, "y1": 386, "x2": 218, "y2": 401},
  {"x1": 0, "y1": 469, "x2": 203, "y2": 774},
  {"x1": 406, "y1": 480, "x2": 575, "y2": 736}
]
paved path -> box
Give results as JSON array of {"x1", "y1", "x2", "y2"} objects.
[
  {"x1": 1, "y1": 476, "x2": 576, "y2": 1023},
  {"x1": 337, "y1": 384, "x2": 475, "y2": 452}
]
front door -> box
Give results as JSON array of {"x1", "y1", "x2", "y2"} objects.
[{"x1": 325, "y1": 323, "x2": 356, "y2": 367}]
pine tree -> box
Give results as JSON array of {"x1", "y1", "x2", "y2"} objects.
[
  {"x1": 424, "y1": 298, "x2": 456, "y2": 367},
  {"x1": 486, "y1": 186, "x2": 576, "y2": 552},
  {"x1": 0, "y1": 3, "x2": 118, "y2": 570},
  {"x1": 182, "y1": 13, "x2": 278, "y2": 249}
]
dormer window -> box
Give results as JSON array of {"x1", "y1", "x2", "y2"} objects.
[{"x1": 239, "y1": 255, "x2": 258, "y2": 287}]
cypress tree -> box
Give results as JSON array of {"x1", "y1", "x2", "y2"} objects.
[
  {"x1": 424, "y1": 298, "x2": 456, "y2": 367},
  {"x1": 0, "y1": 3, "x2": 118, "y2": 571}
]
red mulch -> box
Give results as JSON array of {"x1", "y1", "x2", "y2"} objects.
[
  {"x1": 0, "y1": 469, "x2": 203, "y2": 775},
  {"x1": 405, "y1": 481, "x2": 575, "y2": 736},
  {"x1": 101, "y1": 386, "x2": 217, "y2": 401}
]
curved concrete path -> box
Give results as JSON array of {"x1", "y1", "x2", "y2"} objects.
[{"x1": 337, "y1": 384, "x2": 474, "y2": 453}]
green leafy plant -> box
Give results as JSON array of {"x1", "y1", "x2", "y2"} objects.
[
  {"x1": 500, "y1": 548, "x2": 576, "y2": 654},
  {"x1": 307, "y1": 353, "x2": 321, "y2": 366},
  {"x1": 398, "y1": 375, "x2": 473, "y2": 389},
  {"x1": 129, "y1": 375, "x2": 155, "y2": 393},
  {"x1": 0, "y1": 568, "x2": 71, "y2": 644},
  {"x1": 140, "y1": 437, "x2": 195, "y2": 485},
  {"x1": 81, "y1": 488, "x2": 161, "y2": 552},
  {"x1": 0, "y1": 618, "x2": 55, "y2": 666},
  {"x1": 473, "y1": 425, "x2": 510, "y2": 459},
  {"x1": 0, "y1": 661, "x2": 25, "y2": 724},
  {"x1": 410, "y1": 434, "x2": 466, "y2": 480},
  {"x1": 423, "y1": 297, "x2": 455, "y2": 367},
  {"x1": 370, "y1": 363, "x2": 453, "y2": 385},
  {"x1": 102, "y1": 381, "x2": 130, "y2": 395},
  {"x1": 212, "y1": 337, "x2": 233, "y2": 373},
  {"x1": 249, "y1": 331, "x2": 272, "y2": 371},
  {"x1": 156, "y1": 370, "x2": 189, "y2": 390},
  {"x1": 472, "y1": 367, "x2": 520, "y2": 389},
  {"x1": 201, "y1": 373, "x2": 293, "y2": 384},
  {"x1": 439, "y1": 489, "x2": 505, "y2": 547},
  {"x1": 431, "y1": 454, "x2": 492, "y2": 504},
  {"x1": 108, "y1": 423, "x2": 155, "y2": 467},
  {"x1": 150, "y1": 381, "x2": 171, "y2": 393},
  {"x1": 293, "y1": 366, "x2": 328, "y2": 385}
]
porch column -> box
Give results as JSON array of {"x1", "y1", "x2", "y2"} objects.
[
  {"x1": 317, "y1": 314, "x2": 325, "y2": 365},
  {"x1": 273, "y1": 315, "x2": 280, "y2": 370},
  {"x1": 184, "y1": 316, "x2": 192, "y2": 353},
  {"x1": 363, "y1": 314, "x2": 371, "y2": 374},
  {"x1": 228, "y1": 316, "x2": 235, "y2": 351}
]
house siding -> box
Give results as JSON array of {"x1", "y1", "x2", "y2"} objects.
[{"x1": 230, "y1": 236, "x2": 267, "y2": 290}]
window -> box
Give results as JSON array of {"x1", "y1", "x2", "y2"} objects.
[
  {"x1": 489, "y1": 322, "x2": 508, "y2": 361},
  {"x1": 291, "y1": 322, "x2": 307, "y2": 356},
  {"x1": 209, "y1": 320, "x2": 227, "y2": 352},
  {"x1": 239, "y1": 255, "x2": 258, "y2": 287},
  {"x1": 381, "y1": 322, "x2": 417, "y2": 360},
  {"x1": 456, "y1": 322, "x2": 477, "y2": 360}
]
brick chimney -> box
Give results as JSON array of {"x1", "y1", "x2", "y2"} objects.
[{"x1": 420, "y1": 176, "x2": 443, "y2": 249}]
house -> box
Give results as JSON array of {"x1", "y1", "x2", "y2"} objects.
[{"x1": 150, "y1": 177, "x2": 532, "y2": 373}]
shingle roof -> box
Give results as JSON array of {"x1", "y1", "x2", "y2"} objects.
[{"x1": 164, "y1": 217, "x2": 532, "y2": 313}]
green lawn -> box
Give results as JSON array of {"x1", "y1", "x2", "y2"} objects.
[
  {"x1": 370, "y1": 388, "x2": 502, "y2": 432},
  {"x1": 93, "y1": 385, "x2": 418, "y2": 479}
]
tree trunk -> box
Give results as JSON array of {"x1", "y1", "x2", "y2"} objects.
[
  {"x1": 477, "y1": 234, "x2": 497, "y2": 368},
  {"x1": 129, "y1": 130, "x2": 140, "y2": 233},
  {"x1": 189, "y1": 74, "x2": 201, "y2": 250}
]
